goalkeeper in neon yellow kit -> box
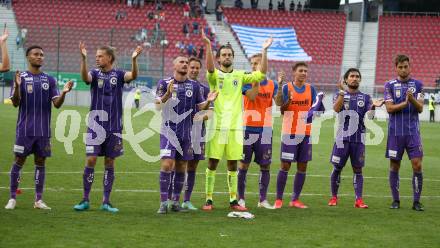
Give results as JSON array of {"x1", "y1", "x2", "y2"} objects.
[{"x1": 201, "y1": 30, "x2": 273, "y2": 211}]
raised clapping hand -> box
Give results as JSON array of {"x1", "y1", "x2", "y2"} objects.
[
  {"x1": 166, "y1": 79, "x2": 174, "y2": 95},
  {"x1": 0, "y1": 28, "x2": 9, "y2": 44},
  {"x1": 132, "y1": 46, "x2": 143, "y2": 59},
  {"x1": 406, "y1": 90, "x2": 414, "y2": 103},
  {"x1": 372, "y1": 98, "x2": 385, "y2": 107},
  {"x1": 206, "y1": 90, "x2": 219, "y2": 102},
  {"x1": 277, "y1": 71, "x2": 286, "y2": 85},
  {"x1": 201, "y1": 28, "x2": 211, "y2": 45},
  {"x1": 262, "y1": 36, "x2": 273, "y2": 50},
  {"x1": 14, "y1": 71, "x2": 21, "y2": 87},
  {"x1": 79, "y1": 41, "x2": 87, "y2": 59},
  {"x1": 63, "y1": 80, "x2": 74, "y2": 93},
  {"x1": 338, "y1": 78, "x2": 347, "y2": 91}
]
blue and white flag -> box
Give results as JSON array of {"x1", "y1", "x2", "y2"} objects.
[{"x1": 230, "y1": 24, "x2": 312, "y2": 61}]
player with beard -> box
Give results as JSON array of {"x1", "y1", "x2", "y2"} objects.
[
  {"x1": 155, "y1": 56, "x2": 217, "y2": 214},
  {"x1": 73, "y1": 43, "x2": 142, "y2": 213},
  {"x1": 328, "y1": 68, "x2": 384, "y2": 208},
  {"x1": 5, "y1": 45, "x2": 73, "y2": 210},
  {"x1": 200, "y1": 30, "x2": 273, "y2": 211}
]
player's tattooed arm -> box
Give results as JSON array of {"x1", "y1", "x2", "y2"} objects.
[
  {"x1": 124, "y1": 46, "x2": 143, "y2": 82},
  {"x1": 333, "y1": 78, "x2": 346, "y2": 113},
  {"x1": 260, "y1": 36, "x2": 273, "y2": 75},
  {"x1": 0, "y1": 28, "x2": 10, "y2": 72},
  {"x1": 407, "y1": 90, "x2": 424, "y2": 113},
  {"x1": 201, "y1": 29, "x2": 215, "y2": 73},
  {"x1": 79, "y1": 41, "x2": 92, "y2": 84},
  {"x1": 275, "y1": 71, "x2": 285, "y2": 106},
  {"x1": 53, "y1": 80, "x2": 74, "y2": 108},
  {"x1": 11, "y1": 71, "x2": 21, "y2": 107}
]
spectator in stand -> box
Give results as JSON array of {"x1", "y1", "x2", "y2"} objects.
[
  {"x1": 201, "y1": 0, "x2": 208, "y2": 15},
  {"x1": 155, "y1": 0, "x2": 163, "y2": 10},
  {"x1": 215, "y1": 4, "x2": 223, "y2": 22},
  {"x1": 183, "y1": 2, "x2": 190, "y2": 18},
  {"x1": 187, "y1": 42, "x2": 194, "y2": 57},
  {"x1": 183, "y1": 22, "x2": 190, "y2": 38},
  {"x1": 289, "y1": 0, "x2": 295, "y2": 11},
  {"x1": 160, "y1": 35, "x2": 169, "y2": 48},
  {"x1": 198, "y1": 45, "x2": 204, "y2": 59},
  {"x1": 192, "y1": 45, "x2": 198, "y2": 57},
  {"x1": 235, "y1": 0, "x2": 243, "y2": 9},
  {"x1": 147, "y1": 11, "x2": 154, "y2": 20},
  {"x1": 269, "y1": 0, "x2": 273, "y2": 10},
  {"x1": 159, "y1": 11, "x2": 165, "y2": 21},
  {"x1": 251, "y1": 0, "x2": 258, "y2": 9},
  {"x1": 193, "y1": 21, "x2": 200, "y2": 35}
]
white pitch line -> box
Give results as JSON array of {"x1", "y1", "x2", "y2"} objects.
[
  {"x1": 1, "y1": 186, "x2": 440, "y2": 199},
  {"x1": 1, "y1": 171, "x2": 440, "y2": 182}
]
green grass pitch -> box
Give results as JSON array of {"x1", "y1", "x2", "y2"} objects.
[{"x1": 0, "y1": 103, "x2": 439, "y2": 247}]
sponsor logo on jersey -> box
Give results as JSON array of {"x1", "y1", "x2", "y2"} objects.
[{"x1": 26, "y1": 83, "x2": 33, "y2": 93}]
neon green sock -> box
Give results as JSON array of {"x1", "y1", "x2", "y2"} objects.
[
  {"x1": 227, "y1": 170, "x2": 238, "y2": 203},
  {"x1": 206, "y1": 168, "x2": 216, "y2": 201}
]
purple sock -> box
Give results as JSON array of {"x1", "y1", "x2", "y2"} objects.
[
  {"x1": 172, "y1": 172, "x2": 185, "y2": 202},
  {"x1": 276, "y1": 170, "x2": 288, "y2": 200},
  {"x1": 159, "y1": 171, "x2": 171, "y2": 202},
  {"x1": 412, "y1": 172, "x2": 423, "y2": 202},
  {"x1": 83, "y1": 166, "x2": 94, "y2": 201},
  {"x1": 168, "y1": 171, "x2": 175, "y2": 200},
  {"x1": 330, "y1": 168, "x2": 341, "y2": 197},
  {"x1": 389, "y1": 170, "x2": 400, "y2": 201},
  {"x1": 184, "y1": 170, "x2": 196, "y2": 202},
  {"x1": 237, "y1": 169, "x2": 248, "y2": 200},
  {"x1": 10, "y1": 163, "x2": 22, "y2": 199},
  {"x1": 292, "y1": 172, "x2": 306, "y2": 201},
  {"x1": 102, "y1": 167, "x2": 115, "y2": 204},
  {"x1": 353, "y1": 173, "x2": 363, "y2": 200},
  {"x1": 35, "y1": 165, "x2": 46, "y2": 201},
  {"x1": 259, "y1": 170, "x2": 270, "y2": 202}
]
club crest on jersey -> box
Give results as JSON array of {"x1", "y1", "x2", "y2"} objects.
[
  {"x1": 185, "y1": 89, "x2": 193, "y2": 97},
  {"x1": 98, "y1": 79, "x2": 104, "y2": 88},
  {"x1": 110, "y1": 77, "x2": 117, "y2": 85},
  {"x1": 233, "y1": 79, "x2": 238, "y2": 87},
  {"x1": 409, "y1": 87, "x2": 416, "y2": 93},
  {"x1": 219, "y1": 80, "x2": 224, "y2": 89},
  {"x1": 26, "y1": 83, "x2": 33, "y2": 93},
  {"x1": 42, "y1": 82, "x2": 49, "y2": 91},
  {"x1": 395, "y1": 89, "x2": 401, "y2": 98},
  {"x1": 357, "y1": 100, "x2": 365, "y2": 107}
]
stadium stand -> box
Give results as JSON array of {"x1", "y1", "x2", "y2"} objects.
[
  {"x1": 376, "y1": 15, "x2": 440, "y2": 86},
  {"x1": 222, "y1": 7, "x2": 346, "y2": 85},
  {"x1": 12, "y1": 0, "x2": 211, "y2": 79}
]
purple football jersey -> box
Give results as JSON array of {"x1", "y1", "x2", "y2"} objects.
[
  {"x1": 333, "y1": 91, "x2": 372, "y2": 143},
  {"x1": 11, "y1": 71, "x2": 60, "y2": 137},
  {"x1": 384, "y1": 78, "x2": 423, "y2": 136},
  {"x1": 156, "y1": 77, "x2": 206, "y2": 141},
  {"x1": 88, "y1": 68, "x2": 126, "y2": 133}
]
